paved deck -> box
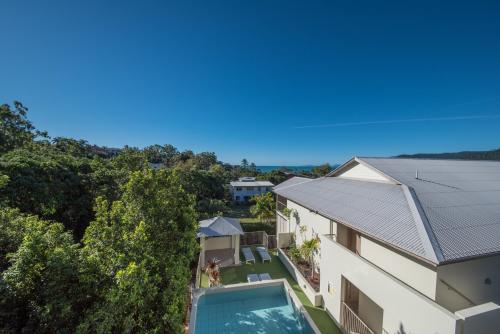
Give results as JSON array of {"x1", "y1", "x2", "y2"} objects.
[{"x1": 204, "y1": 248, "x2": 235, "y2": 267}]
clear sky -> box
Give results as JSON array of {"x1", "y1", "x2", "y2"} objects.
[{"x1": 1, "y1": 0, "x2": 499, "y2": 165}]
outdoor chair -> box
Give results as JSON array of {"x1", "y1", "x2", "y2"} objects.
[
  {"x1": 241, "y1": 247, "x2": 256, "y2": 264},
  {"x1": 256, "y1": 246, "x2": 271, "y2": 263},
  {"x1": 247, "y1": 274, "x2": 259, "y2": 283}
]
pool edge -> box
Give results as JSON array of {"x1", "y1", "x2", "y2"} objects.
[{"x1": 189, "y1": 279, "x2": 321, "y2": 334}]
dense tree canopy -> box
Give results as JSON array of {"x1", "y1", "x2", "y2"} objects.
[{"x1": 0, "y1": 100, "x2": 302, "y2": 333}]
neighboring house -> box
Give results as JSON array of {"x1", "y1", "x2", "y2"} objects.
[
  {"x1": 229, "y1": 177, "x2": 274, "y2": 203},
  {"x1": 198, "y1": 216, "x2": 244, "y2": 268},
  {"x1": 274, "y1": 157, "x2": 500, "y2": 334}
]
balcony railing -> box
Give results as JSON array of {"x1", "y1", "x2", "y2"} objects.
[{"x1": 341, "y1": 302, "x2": 374, "y2": 334}]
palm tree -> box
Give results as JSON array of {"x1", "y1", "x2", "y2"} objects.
[
  {"x1": 300, "y1": 237, "x2": 320, "y2": 279},
  {"x1": 250, "y1": 192, "x2": 275, "y2": 223}
]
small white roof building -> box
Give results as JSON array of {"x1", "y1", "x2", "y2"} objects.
[{"x1": 198, "y1": 217, "x2": 244, "y2": 267}]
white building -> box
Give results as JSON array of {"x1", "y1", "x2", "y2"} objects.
[
  {"x1": 229, "y1": 177, "x2": 274, "y2": 203},
  {"x1": 274, "y1": 157, "x2": 500, "y2": 334}
]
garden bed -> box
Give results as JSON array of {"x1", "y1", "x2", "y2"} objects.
[
  {"x1": 281, "y1": 247, "x2": 320, "y2": 291},
  {"x1": 277, "y1": 248, "x2": 323, "y2": 307}
]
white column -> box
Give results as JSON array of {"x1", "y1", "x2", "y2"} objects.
[{"x1": 234, "y1": 235, "x2": 240, "y2": 264}]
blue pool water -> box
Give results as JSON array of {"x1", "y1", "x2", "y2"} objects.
[{"x1": 194, "y1": 285, "x2": 314, "y2": 334}]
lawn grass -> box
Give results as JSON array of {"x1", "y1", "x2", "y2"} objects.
[
  {"x1": 201, "y1": 246, "x2": 341, "y2": 334},
  {"x1": 226, "y1": 204, "x2": 276, "y2": 233}
]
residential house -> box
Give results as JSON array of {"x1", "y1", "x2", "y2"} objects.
[
  {"x1": 230, "y1": 177, "x2": 274, "y2": 203},
  {"x1": 274, "y1": 157, "x2": 500, "y2": 334}
]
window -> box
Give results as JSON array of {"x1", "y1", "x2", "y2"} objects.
[
  {"x1": 257, "y1": 187, "x2": 261, "y2": 191},
  {"x1": 235, "y1": 196, "x2": 240, "y2": 201},
  {"x1": 246, "y1": 187, "x2": 254, "y2": 191},
  {"x1": 236, "y1": 187, "x2": 242, "y2": 191},
  {"x1": 277, "y1": 195, "x2": 287, "y2": 213}
]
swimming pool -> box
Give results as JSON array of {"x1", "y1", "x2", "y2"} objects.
[{"x1": 190, "y1": 280, "x2": 319, "y2": 334}]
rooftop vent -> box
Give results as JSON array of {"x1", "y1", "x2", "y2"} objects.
[{"x1": 239, "y1": 177, "x2": 256, "y2": 182}]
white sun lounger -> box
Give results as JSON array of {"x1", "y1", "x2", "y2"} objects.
[
  {"x1": 247, "y1": 274, "x2": 259, "y2": 283},
  {"x1": 242, "y1": 247, "x2": 256, "y2": 264},
  {"x1": 259, "y1": 273, "x2": 271, "y2": 281},
  {"x1": 256, "y1": 247, "x2": 271, "y2": 263}
]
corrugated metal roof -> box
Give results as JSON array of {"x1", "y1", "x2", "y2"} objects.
[
  {"x1": 274, "y1": 176, "x2": 437, "y2": 262},
  {"x1": 360, "y1": 157, "x2": 500, "y2": 263},
  {"x1": 197, "y1": 216, "x2": 244, "y2": 237}
]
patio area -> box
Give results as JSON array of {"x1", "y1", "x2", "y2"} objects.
[{"x1": 200, "y1": 246, "x2": 341, "y2": 334}]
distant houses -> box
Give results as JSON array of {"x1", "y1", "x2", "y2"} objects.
[{"x1": 229, "y1": 177, "x2": 274, "y2": 203}]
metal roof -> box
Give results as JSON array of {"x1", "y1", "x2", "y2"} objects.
[
  {"x1": 197, "y1": 216, "x2": 244, "y2": 238},
  {"x1": 230, "y1": 180, "x2": 274, "y2": 187},
  {"x1": 274, "y1": 157, "x2": 500, "y2": 264},
  {"x1": 359, "y1": 157, "x2": 500, "y2": 263}
]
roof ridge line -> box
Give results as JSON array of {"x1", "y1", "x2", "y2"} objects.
[
  {"x1": 402, "y1": 185, "x2": 445, "y2": 264},
  {"x1": 273, "y1": 177, "x2": 316, "y2": 192}
]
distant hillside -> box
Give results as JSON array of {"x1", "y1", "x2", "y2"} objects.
[{"x1": 397, "y1": 148, "x2": 500, "y2": 161}]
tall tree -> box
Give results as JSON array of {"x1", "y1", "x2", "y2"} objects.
[
  {"x1": 78, "y1": 169, "x2": 198, "y2": 333},
  {"x1": 0, "y1": 101, "x2": 48, "y2": 154},
  {"x1": 250, "y1": 192, "x2": 276, "y2": 223},
  {"x1": 1, "y1": 211, "x2": 85, "y2": 333}
]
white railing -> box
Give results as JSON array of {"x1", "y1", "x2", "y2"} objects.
[{"x1": 341, "y1": 302, "x2": 375, "y2": 334}]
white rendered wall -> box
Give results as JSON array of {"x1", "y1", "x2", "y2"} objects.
[
  {"x1": 336, "y1": 162, "x2": 391, "y2": 183},
  {"x1": 287, "y1": 200, "x2": 332, "y2": 247},
  {"x1": 360, "y1": 236, "x2": 438, "y2": 299},
  {"x1": 231, "y1": 185, "x2": 271, "y2": 201},
  {"x1": 319, "y1": 235, "x2": 460, "y2": 334},
  {"x1": 436, "y1": 254, "x2": 500, "y2": 312}
]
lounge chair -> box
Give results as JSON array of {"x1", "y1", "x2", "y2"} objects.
[
  {"x1": 247, "y1": 274, "x2": 259, "y2": 283},
  {"x1": 256, "y1": 247, "x2": 271, "y2": 263},
  {"x1": 241, "y1": 247, "x2": 256, "y2": 264},
  {"x1": 259, "y1": 273, "x2": 271, "y2": 281}
]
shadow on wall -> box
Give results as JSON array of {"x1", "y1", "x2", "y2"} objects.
[{"x1": 397, "y1": 323, "x2": 410, "y2": 334}]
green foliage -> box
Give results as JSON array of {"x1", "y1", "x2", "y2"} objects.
[
  {"x1": 1, "y1": 210, "x2": 84, "y2": 333},
  {"x1": 78, "y1": 169, "x2": 198, "y2": 333},
  {"x1": 288, "y1": 244, "x2": 302, "y2": 263},
  {"x1": 240, "y1": 222, "x2": 275, "y2": 235},
  {"x1": 250, "y1": 192, "x2": 276, "y2": 223},
  {"x1": 0, "y1": 101, "x2": 47, "y2": 154},
  {"x1": 397, "y1": 148, "x2": 500, "y2": 160},
  {"x1": 300, "y1": 237, "x2": 320, "y2": 278},
  {"x1": 311, "y1": 163, "x2": 332, "y2": 177}
]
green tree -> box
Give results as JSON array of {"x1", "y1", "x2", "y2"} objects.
[
  {"x1": 300, "y1": 237, "x2": 320, "y2": 279},
  {"x1": 240, "y1": 158, "x2": 249, "y2": 169},
  {"x1": 311, "y1": 163, "x2": 332, "y2": 177},
  {"x1": 1, "y1": 212, "x2": 85, "y2": 333},
  {"x1": 0, "y1": 101, "x2": 48, "y2": 154},
  {"x1": 250, "y1": 192, "x2": 276, "y2": 223},
  {"x1": 78, "y1": 169, "x2": 198, "y2": 333}
]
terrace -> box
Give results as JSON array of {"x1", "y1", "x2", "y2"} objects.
[{"x1": 200, "y1": 246, "x2": 341, "y2": 334}]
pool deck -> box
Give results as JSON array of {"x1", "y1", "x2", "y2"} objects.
[{"x1": 200, "y1": 246, "x2": 341, "y2": 334}]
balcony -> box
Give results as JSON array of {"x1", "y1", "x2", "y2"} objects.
[{"x1": 341, "y1": 302, "x2": 375, "y2": 334}]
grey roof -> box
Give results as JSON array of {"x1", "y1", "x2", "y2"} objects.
[
  {"x1": 274, "y1": 157, "x2": 500, "y2": 264},
  {"x1": 274, "y1": 176, "x2": 437, "y2": 262},
  {"x1": 230, "y1": 180, "x2": 274, "y2": 187},
  {"x1": 197, "y1": 216, "x2": 244, "y2": 237},
  {"x1": 359, "y1": 157, "x2": 500, "y2": 263}
]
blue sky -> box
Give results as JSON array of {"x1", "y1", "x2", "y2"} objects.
[{"x1": 1, "y1": 0, "x2": 499, "y2": 165}]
